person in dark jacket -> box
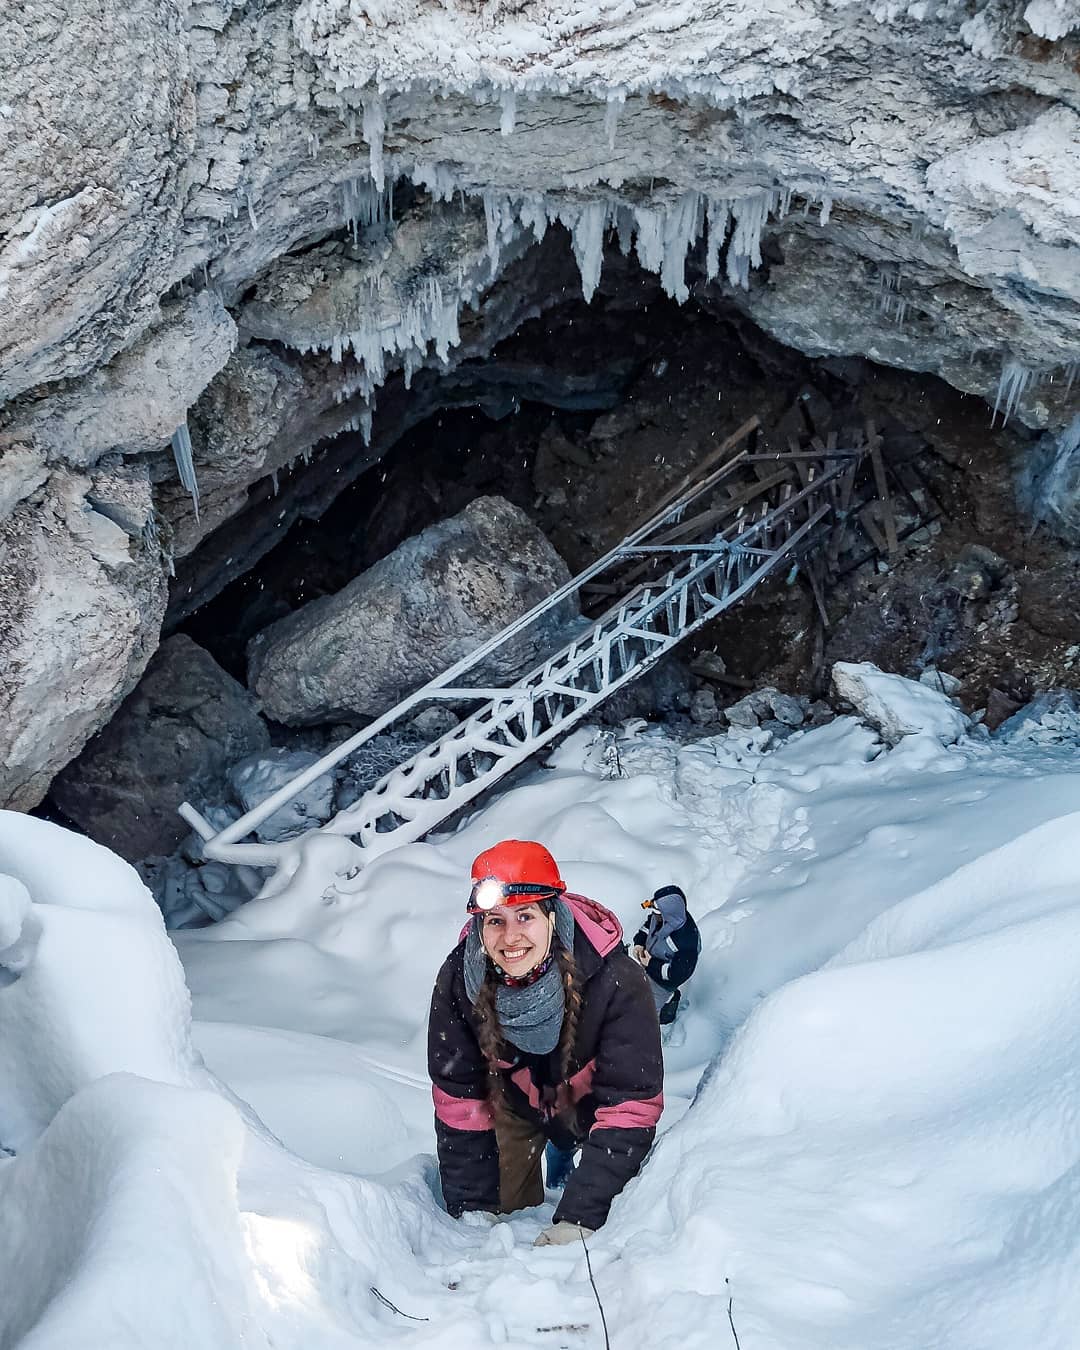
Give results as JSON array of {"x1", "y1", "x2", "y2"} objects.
[
  {"x1": 632, "y1": 884, "x2": 701, "y2": 1025},
  {"x1": 428, "y1": 838, "x2": 664, "y2": 1245}
]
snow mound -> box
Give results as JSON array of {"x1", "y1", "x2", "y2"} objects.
[
  {"x1": 0, "y1": 814, "x2": 200, "y2": 1151},
  {"x1": 609, "y1": 813, "x2": 1080, "y2": 1349},
  {"x1": 830, "y1": 660, "x2": 968, "y2": 744},
  {"x1": 0, "y1": 1076, "x2": 258, "y2": 1350}
]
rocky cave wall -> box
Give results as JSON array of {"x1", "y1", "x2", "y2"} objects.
[{"x1": 2, "y1": 0, "x2": 1079, "y2": 814}]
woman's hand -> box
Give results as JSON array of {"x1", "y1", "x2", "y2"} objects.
[{"x1": 632, "y1": 944, "x2": 649, "y2": 967}]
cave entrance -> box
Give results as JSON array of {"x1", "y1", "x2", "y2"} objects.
[{"x1": 43, "y1": 240, "x2": 1079, "y2": 909}]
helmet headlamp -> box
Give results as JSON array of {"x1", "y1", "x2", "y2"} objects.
[{"x1": 466, "y1": 878, "x2": 562, "y2": 914}]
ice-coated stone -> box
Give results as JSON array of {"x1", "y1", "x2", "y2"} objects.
[
  {"x1": 995, "y1": 690, "x2": 1080, "y2": 745},
  {"x1": 725, "y1": 687, "x2": 808, "y2": 730},
  {"x1": 919, "y1": 668, "x2": 962, "y2": 697},
  {"x1": 228, "y1": 748, "x2": 336, "y2": 841},
  {"x1": 248, "y1": 496, "x2": 576, "y2": 725},
  {"x1": 0, "y1": 465, "x2": 166, "y2": 811},
  {"x1": 830, "y1": 661, "x2": 969, "y2": 746},
  {"x1": 51, "y1": 636, "x2": 270, "y2": 859}
]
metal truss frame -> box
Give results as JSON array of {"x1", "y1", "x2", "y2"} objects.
[{"x1": 179, "y1": 420, "x2": 860, "y2": 875}]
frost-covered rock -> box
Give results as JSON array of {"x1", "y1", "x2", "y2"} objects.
[
  {"x1": 3, "y1": 292, "x2": 236, "y2": 466},
  {"x1": 248, "y1": 495, "x2": 576, "y2": 724},
  {"x1": 0, "y1": 0, "x2": 194, "y2": 399},
  {"x1": 725, "y1": 686, "x2": 808, "y2": 729},
  {"x1": 830, "y1": 661, "x2": 968, "y2": 746},
  {"x1": 51, "y1": 636, "x2": 270, "y2": 860},
  {"x1": 139, "y1": 855, "x2": 259, "y2": 931},
  {"x1": 690, "y1": 687, "x2": 720, "y2": 726},
  {"x1": 995, "y1": 690, "x2": 1080, "y2": 745},
  {"x1": 0, "y1": 465, "x2": 166, "y2": 811},
  {"x1": 229, "y1": 748, "x2": 336, "y2": 842},
  {"x1": 919, "y1": 667, "x2": 961, "y2": 697}
]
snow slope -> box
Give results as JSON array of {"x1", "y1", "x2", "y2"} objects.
[{"x1": 5, "y1": 681, "x2": 1080, "y2": 1348}]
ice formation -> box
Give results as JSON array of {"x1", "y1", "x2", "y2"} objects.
[
  {"x1": 170, "y1": 423, "x2": 199, "y2": 518},
  {"x1": 1030, "y1": 413, "x2": 1080, "y2": 538},
  {"x1": 285, "y1": 167, "x2": 833, "y2": 440},
  {"x1": 993, "y1": 360, "x2": 1036, "y2": 426},
  {"x1": 341, "y1": 177, "x2": 393, "y2": 243}
]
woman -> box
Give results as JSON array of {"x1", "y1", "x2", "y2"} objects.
[{"x1": 428, "y1": 839, "x2": 663, "y2": 1246}]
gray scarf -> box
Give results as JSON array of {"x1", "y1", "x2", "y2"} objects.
[
  {"x1": 464, "y1": 898, "x2": 575, "y2": 1056},
  {"x1": 644, "y1": 887, "x2": 688, "y2": 957}
]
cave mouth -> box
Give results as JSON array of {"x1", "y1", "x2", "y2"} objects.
[
  {"x1": 39, "y1": 240, "x2": 1080, "y2": 916},
  {"x1": 174, "y1": 242, "x2": 1053, "y2": 710},
  {"x1": 173, "y1": 261, "x2": 953, "y2": 685}
]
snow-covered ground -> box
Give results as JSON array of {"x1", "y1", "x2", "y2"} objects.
[{"x1": 4, "y1": 679, "x2": 1080, "y2": 1349}]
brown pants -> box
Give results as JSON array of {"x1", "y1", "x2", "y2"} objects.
[{"x1": 496, "y1": 1109, "x2": 547, "y2": 1213}]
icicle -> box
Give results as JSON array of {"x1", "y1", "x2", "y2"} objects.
[
  {"x1": 499, "y1": 88, "x2": 516, "y2": 136},
  {"x1": 363, "y1": 94, "x2": 386, "y2": 191},
  {"x1": 271, "y1": 469, "x2": 280, "y2": 495},
  {"x1": 659, "y1": 192, "x2": 703, "y2": 302},
  {"x1": 411, "y1": 162, "x2": 458, "y2": 203},
  {"x1": 603, "y1": 95, "x2": 622, "y2": 151},
  {"x1": 359, "y1": 406, "x2": 373, "y2": 446},
  {"x1": 778, "y1": 184, "x2": 794, "y2": 216},
  {"x1": 819, "y1": 194, "x2": 833, "y2": 227},
  {"x1": 633, "y1": 203, "x2": 664, "y2": 276},
  {"x1": 992, "y1": 360, "x2": 1035, "y2": 426},
  {"x1": 342, "y1": 177, "x2": 390, "y2": 243},
  {"x1": 481, "y1": 192, "x2": 515, "y2": 279},
  {"x1": 566, "y1": 202, "x2": 610, "y2": 302},
  {"x1": 705, "y1": 198, "x2": 731, "y2": 281},
  {"x1": 517, "y1": 196, "x2": 549, "y2": 244},
  {"x1": 170, "y1": 423, "x2": 199, "y2": 520},
  {"x1": 246, "y1": 193, "x2": 258, "y2": 232},
  {"x1": 727, "y1": 192, "x2": 772, "y2": 289}
]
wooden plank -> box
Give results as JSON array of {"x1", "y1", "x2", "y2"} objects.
[
  {"x1": 744, "y1": 450, "x2": 862, "y2": 461},
  {"x1": 788, "y1": 435, "x2": 811, "y2": 487},
  {"x1": 804, "y1": 556, "x2": 830, "y2": 629},
  {"x1": 867, "y1": 420, "x2": 899, "y2": 554},
  {"x1": 858, "y1": 502, "x2": 889, "y2": 554}
]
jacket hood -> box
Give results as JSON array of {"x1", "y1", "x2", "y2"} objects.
[{"x1": 563, "y1": 893, "x2": 623, "y2": 957}]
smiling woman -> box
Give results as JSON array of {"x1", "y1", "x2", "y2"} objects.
[{"x1": 427, "y1": 839, "x2": 663, "y2": 1246}]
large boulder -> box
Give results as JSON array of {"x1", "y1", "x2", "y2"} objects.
[
  {"x1": 248, "y1": 495, "x2": 576, "y2": 724},
  {"x1": 51, "y1": 635, "x2": 270, "y2": 860},
  {"x1": 0, "y1": 464, "x2": 166, "y2": 811},
  {"x1": 830, "y1": 661, "x2": 968, "y2": 747}
]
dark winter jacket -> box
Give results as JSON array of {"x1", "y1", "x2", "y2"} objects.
[
  {"x1": 428, "y1": 894, "x2": 664, "y2": 1232},
  {"x1": 633, "y1": 910, "x2": 701, "y2": 993}
]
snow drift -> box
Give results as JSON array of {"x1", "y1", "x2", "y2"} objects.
[{"x1": 6, "y1": 683, "x2": 1080, "y2": 1347}]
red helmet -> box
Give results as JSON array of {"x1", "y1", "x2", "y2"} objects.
[{"x1": 468, "y1": 840, "x2": 566, "y2": 912}]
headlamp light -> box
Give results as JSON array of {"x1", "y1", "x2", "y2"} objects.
[{"x1": 471, "y1": 878, "x2": 505, "y2": 911}]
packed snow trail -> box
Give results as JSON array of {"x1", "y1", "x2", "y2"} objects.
[{"x1": 6, "y1": 681, "x2": 1080, "y2": 1347}]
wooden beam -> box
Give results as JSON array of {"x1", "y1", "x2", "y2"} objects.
[
  {"x1": 858, "y1": 502, "x2": 889, "y2": 554},
  {"x1": 867, "y1": 419, "x2": 900, "y2": 554}
]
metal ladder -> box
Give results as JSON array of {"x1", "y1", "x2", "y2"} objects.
[{"x1": 180, "y1": 418, "x2": 868, "y2": 876}]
